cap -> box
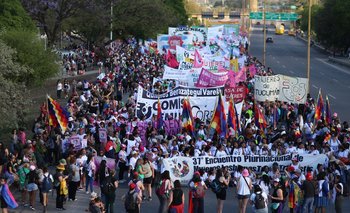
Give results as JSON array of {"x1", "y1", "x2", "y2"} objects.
[
  {"x1": 131, "y1": 151, "x2": 138, "y2": 155},
  {"x1": 242, "y1": 169, "x2": 249, "y2": 177},
  {"x1": 273, "y1": 178, "x2": 280, "y2": 182},
  {"x1": 68, "y1": 117, "x2": 74, "y2": 122},
  {"x1": 152, "y1": 148, "x2": 158, "y2": 152},
  {"x1": 121, "y1": 144, "x2": 126, "y2": 148},
  {"x1": 129, "y1": 183, "x2": 136, "y2": 190},
  {"x1": 30, "y1": 165, "x2": 36, "y2": 171}
]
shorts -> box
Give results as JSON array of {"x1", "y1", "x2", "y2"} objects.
[
  {"x1": 143, "y1": 177, "x2": 153, "y2": 185},
  {"x1": 216, "y1": 189, "x2": 227, "y2": 200},
  {"x1": 237, "y1": 194, "x2": 250, "y2": 200},
  {"x1": 27, "y1": 183, "x2": 38, "y2": 192},
  {"x1": 1, "y1": 196, "x2": 7, "y2": 208}
]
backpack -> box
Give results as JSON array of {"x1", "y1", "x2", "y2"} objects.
[
  {"x1": 193, "y1": 183, "x2": 205, "y2": 198},
  {"x1": 210, "y1": 179, "x2": 222, "y2": 194},
  {"x1": 102, "y1": 178, "x2": 116, "y2": 195},
  {"x1": 156, "y1": 179, "x2": 168, "y2": 197},
  {"x1": 124, "y1": 191, "x2": 137, "y2": 211},
  {"x1": 342, "y1": 183, "x2": 349, "y2": 197},
  {"x1": 254, "y1": 192, "x2": 266, "y2": 209},
  {"x1": 42, "y1": 174, "x2": 53, "y2": 192}
]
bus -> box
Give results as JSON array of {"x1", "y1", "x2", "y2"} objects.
[{"x1": 275, "y1": 25, "x2": 285, "y2": 35}]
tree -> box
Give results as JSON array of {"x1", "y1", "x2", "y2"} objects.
[
  {"x1": 0, "y1": 0, "x2": 36, "y2": 31},
  {"x1": 113, "y1": 0, "x2": 185, "y2": 39},
  {"x1": 0, "y1": 30, "x2": 59, "y2": 86},
  {"x1": 21, "y1": 0, "x2": 86, "y2": 46},
  {"x1": 164, "y1": 0, "x2": 188, "y2": 26},
  {"x1": 313, "y1": 0, "x2": 350, "y2": 53},
  {"x1": 0, "y1": 40, "x2": 31, "y2": 131}
]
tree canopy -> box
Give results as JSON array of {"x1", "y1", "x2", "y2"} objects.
[{"x1": 0, "y1": 0, "x2": 36, "y2": 31}]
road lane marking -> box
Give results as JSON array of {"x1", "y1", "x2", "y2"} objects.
[
  {"x1": 328, "y1": 94, "x2": 336, "y2": 100},
  {"x1": 316, "y1": 58, "x2": 350, "y2": 76},
  {"x1": 312, "y1": 85, "x2": 318, "y2": 89}
]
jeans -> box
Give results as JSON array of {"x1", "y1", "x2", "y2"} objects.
[
  {"x1": 302, "y1": 197, "x2": 314, "y2": 213},
  {"x1": 85, "y1": 174, "x2": 94, "y2": 193},
  {"x1": 157, "y1": 194, "x2": 169, "y2": 213}
]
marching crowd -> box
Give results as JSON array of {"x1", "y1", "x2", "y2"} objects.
[{"x1": 0, "y1": 37, "x2": 349, "y2": 213}]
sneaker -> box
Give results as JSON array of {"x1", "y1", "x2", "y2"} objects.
[
  {"x1": 30, "y1": 206, "x2": 35, "y2": 211},
  {"x1": 86, "y1": 191, "x2": 90, "y2": 194},
  {"x1": 56, "y1": 208, "x2": 63, "y2": 211},
  {"x1": 142, "y1": 195, "x2": 146, "y2": 200},
  {"x1": 72, "y1": 199, "x2": 77, "y2": 201},
  {"x1": 148, "y1": 197, "x2": 152, "y2": 201},
  {"x1": 24, "y1": 203, "x2": 29, "y2": 207},
  {"x1": 119, "y1": 179, "x2": 126, "y2": 183}
]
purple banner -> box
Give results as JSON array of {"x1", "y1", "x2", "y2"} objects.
[{"x1": 195, "y1": 68, "x2": 228, "y2": 87}]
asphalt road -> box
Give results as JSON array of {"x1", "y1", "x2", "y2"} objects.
[{"x1": 249, "y1": 25, "x2": 350, "y2": 121}]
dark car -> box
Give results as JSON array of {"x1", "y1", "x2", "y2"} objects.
[{"x1": 266, "y1": 37, "x2": 273, "y2": 43}]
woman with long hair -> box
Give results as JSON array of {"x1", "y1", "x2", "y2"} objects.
[
  {"x1": 68, "y1": 157, "x2": 80, "y2": 201},
  {"x1": 213, "y1": 169, "x2": 229, "y2": 213},
  {"x1": 269, "y1": 178, "x2": 284, "y2": 213},
  {"x1": 40, "y1": 166, "x2": 53, "y2": 213},
  {"x1": 142, "y1": 157, "x2": 154, "y2": 201},
  {"x1": 84, "y1": 154, "x2": 96, "y2": 194},
  {"x1": 168, "y1": 180, "x2": 184, "y2": 213},
  {"x1": 189, "y1": 172, "x2": 207, "y2": 213},
  {"x1": 156, "y1": 170, "x2": 172, "y2": 213}
]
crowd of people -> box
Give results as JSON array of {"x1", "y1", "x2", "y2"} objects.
[{"x1": 0, "y1": 36, "x2": 349, "y2": 213}]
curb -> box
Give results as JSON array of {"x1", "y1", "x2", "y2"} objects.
[
  {"x1": 328, "y1": 57, "x2": 350, "y2": 69},
  {"x1": 295, "y1": 35, "x2": 329, "y2": 54}
]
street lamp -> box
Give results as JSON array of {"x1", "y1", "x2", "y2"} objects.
[
  {"x1": 307, "y1": 0, "x2": 312, "y2": 93},
  {"x1": 40, "y1": 34, "x2": 47, "y2": 51},
  {"x1": 263, "y1": 0, "x2": 266, "y2": 65}
]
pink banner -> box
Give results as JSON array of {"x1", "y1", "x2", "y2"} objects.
[
  {"x1": 196, "y1": 68, "x2": 228, "y2": 87},
  {"x1": 224, "y1": 85, "x2": 246, "y2": 102}
]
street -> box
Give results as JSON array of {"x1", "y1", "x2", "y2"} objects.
[{"x1": 249, "y1": 25, "x2": 350, "y2": 120}]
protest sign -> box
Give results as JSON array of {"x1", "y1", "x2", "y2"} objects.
[
  {"x1": 69, "y1": 135, "x2": 82, "y2": 151},
  {"x1": 135, "y1": 86, "x2": 243, "y2": 122},
  {"x1": 254, "y1": 75, "x2": 281, "y2": 102},
  {"x1": 98, "y1": 128, "x2": 107, "y2": 143},
  {"x1": 178, "y1": 68, "x2": 201, "y2": 87},
  {"x1": 163, "y1": 65, "x2": 188, "y2": 81},
  {"x1": 224, "y1": 85, "x2": 246, "y2": 102},
  {"x1": 254, "y1": 75, "x2": 309, "y2": 104},
  {"x1": 162, "y1": 154, "x2": 328, "y2": 185},
  {"x1": 196, "y1": 68, "x2": 228, "y2": 87},
  {"x1": 169, "y1": 27, "x2": 208, "y2": 50}
]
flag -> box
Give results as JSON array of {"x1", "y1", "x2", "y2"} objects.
[
  {"x1": 182, "y1": 97, "x2": 194, "y2": 135},
  {"x1": 210, "y1": 93, "x2": 227, "y2": 137},
  {"x1": 47, "y1": 96, "x2": 70, "y2": 133},
  {"x1": 193, "y1": 49, "x2": 203, "y2": 68},
  {"x1": 156, "y1": 98, "x2": 163, "y2": 130},
  {"x1": 325, "y1": 95, "x2": 332, "y2": 125},
  {"x1": 166, "y1": 50, "x2": 179, "y2": 68},
  {"x1": 230, "y1": 58, "x2": 239, "y2": 72},
  {"x1": 227, "y1": 96, "x2": 238, "y2": 132},
  {"x1": 314, "y1": 89, "x2": 324, "y2": 122},
  {"x1": 1, "y1": 183, "x2": 18, "y2": 209},
  {"x1": 254, "y1": 102, "x2": 267, "y2": 129}
]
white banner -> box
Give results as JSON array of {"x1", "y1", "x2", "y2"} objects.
[
  {"x1": 254, "y1": 75, "x2": 309, "y2": 104},
  {"x1": 163, "y1": 154, "x2": 328, "y2": 185},
  {"x1": 178, "y1": 68, "x2": 202, "y2": 87},
  {"x1": 163, "y1": 66, "x2": 188, "y2": 81},
  {"x1": 169, "y1": 27, "x2": 208, "y2": 50},
  {"x1": 136, "y1": 85, "x2": 242, "y2": 122}
]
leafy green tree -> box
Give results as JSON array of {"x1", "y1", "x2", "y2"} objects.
[
  {"x1": 113, "y1": 0, "x2": 186, "y2": 39},
  {"x1": 0, "y1": 30, "x2": 59, "y2": 86},
  {"x1": 314, "y1": 0, "x2": 350, "y2": 52},
  {"x1": 164, "y1": 0, "x2": 188, "y2": 25},
  {"x1": 0, "y1": 0, "x2": 36, "y2": 31},
  {"x1": 0, "y1": 40, "x2": 31, "y2": 131}
]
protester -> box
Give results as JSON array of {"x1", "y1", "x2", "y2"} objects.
[
  {"x1": 68, "y1": 157, "x2": 80, "y2": 201},
  {"x1": 237, "y1": 169, "x2": 252, "y2": 213},
  {"x1": 142, "y1": 156, "x2": 154, "y2": 201},
  {"x1": 189, "y1": 171, "x2": 207, "y2": 213},
  {"x1": 156, "y1": 170, "x2": 172, "y2": 213},
  {"x1": 314, "y1": 172, "x2": 329, "y2": 213},
  {"x1": 213, "y1": 168, "x2": 229, "y2": 213},
  {"x1": 168, "y1": 180, "x2": 184, "y2": 213},
  {"x1": 103, "y1": 169, "x2": 118, "y2": 213},
  {"x1": 269, "y1": 178, "x2": 284, "y2": 213},
  {"x1": 40, "y1": 166, "x2": 53, "y2": 213},
  {"x1": 55, "y1": 164, "x2": 68, "y2": 210},
  {"x1": 84, "y1": 154, "x2": 96, "y2": 194},
  {"x1": 250, "y1": 184, "x2": 268, "y2": 213},
  {"x1": 26, "y1": 165, "x2": 39, "y2": 210},
  {"x1": 124, "y1": 183, "x2": 141, "y2": 213}
]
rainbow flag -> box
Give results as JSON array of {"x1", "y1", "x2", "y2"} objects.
[
  {"x1": 325, "y1": 95, "x2": 332, "y2": 125},
  {"x1": 1, "y1": 183, "x2": 18, "y2": 209},
  {"x1": 254, "y1": 102, "x2": 267, "y2": 129},
  {"x1": 314, "y1": 89, "x2": 324, "y2": 122},
  {"x1": 182, "y1": 97, "x2": 194, "y2": 135},
  {"x1": 227, "y1": 96, "x2": 238, "y2": 133},
  {"x1": 47, "y1": 96, "x2": 70, "y2": 133},
  {"x1": 210, "y1": 93, "x2": 227, "y2": 137},
  {"x1": 156, "y1": 98, "x2": 163, "y2": 130}
]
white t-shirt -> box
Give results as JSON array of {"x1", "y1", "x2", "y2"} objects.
[
  {"x1": 126, "y1": 139, "x2": 137, "y2": 156},
  {"x1": 129, "y1": 156, "x2": 137, "y2": 170},
  {"x1": 57, "y1": 83, "x2": 63, "y2": 90},
  {"x1": 250, "y1": 192, "x2": 268, "y2": 210},
  {"x1": 215, "y1": 150, "x2": 227, "y2": 157},
  {"x1": 237, "y1": 176, "x2": 251, "y2": 196}
]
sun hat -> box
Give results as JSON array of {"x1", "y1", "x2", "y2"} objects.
[
  {"x1": 59, "y1": 159, "x2": 67, "y2": 165},
  {"x1": 242, "y1": 169, "x2": 249, "y2": 177},
  {"x1": 56, "y1": 164, "x2": 65, "y2": 171}
]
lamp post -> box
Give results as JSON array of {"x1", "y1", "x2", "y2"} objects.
[
  {"x1": 263, "y1": 0, "x2": 266, "y2": 65},
  {"x1": 307, "y1": 0, "x2": 312, "y2": 93},
  {"x1": 110, "y1": 0, "x2": 113, "y2": 41}
]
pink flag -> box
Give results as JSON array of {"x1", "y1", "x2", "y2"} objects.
[
  {"x1": 249, "y1": 64, "x2": 257, "y2": 77},
  {"x1": 166, "y1": 50, "x2": 179, "y2": 68},
  {"x1": 193, "y1": 49, "x2": 203, "y2": 68}
]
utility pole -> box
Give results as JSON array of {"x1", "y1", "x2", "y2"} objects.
[
  {"x1": 263, "y1": 0, "x2": 266, "y2": 65},
  {"x1": 307, "y1": 0, "x2": 312, "y2": 93},
  {"x1": 110, "y1": 0, "x2": 113, "y2": 41}
]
